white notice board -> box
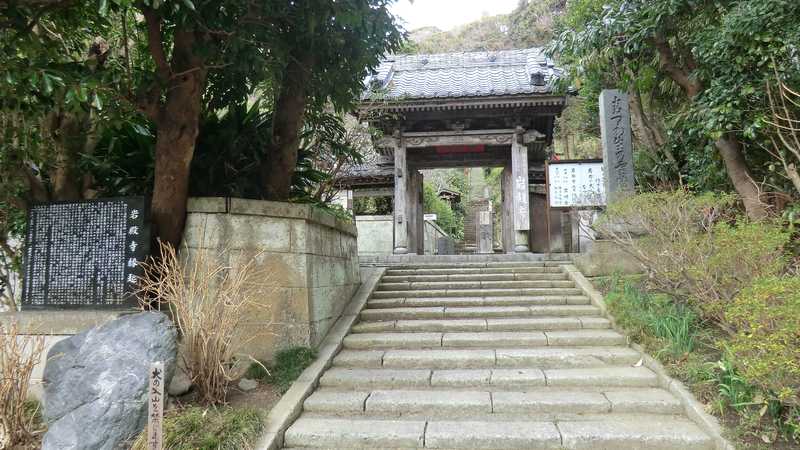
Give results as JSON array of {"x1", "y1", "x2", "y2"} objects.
[{"x1": 547, "y1": 161, "x2": 606, "y2": 208}]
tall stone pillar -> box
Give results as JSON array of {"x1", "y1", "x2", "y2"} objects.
[
  {"x1": 511, "y1": 128, "x2": 531, "y2": 252},
  {"x1": 393, "y1": 139, "x2": 409, "y2": 254},
  {"x1": 600, "y1": 89, "x2": 635, "y2": 202}
]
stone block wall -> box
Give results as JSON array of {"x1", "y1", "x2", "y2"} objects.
[
  {"x1": 355, "y1": 216, "x2": 394, "y2": 256},
  {"x1": 355, "y1": 215, "x2": 454, "y2": 255},
  {"x1": 183, "y1": 198, "x2": 360, "y2": 361},
  {"x1": 0, "y1": 311, "x2": 128, "y2": 400}
]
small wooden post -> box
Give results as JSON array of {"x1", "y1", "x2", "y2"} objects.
[{"x1": 147, "y1": 362, "x2": 165, "y2": 450}]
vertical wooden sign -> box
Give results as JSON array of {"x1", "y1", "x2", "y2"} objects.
[{"x1": 147, "y1": 362, "x2": 164, "y2": 450}]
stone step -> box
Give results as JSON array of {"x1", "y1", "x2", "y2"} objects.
[
  {"x1": 351, "y1": 317, "x2": 611, "y2": 334},
  {"x1": 325, "y1": 359, "x2": 658, "y2": 388},
  {"x1": 359, "y1": 305, "x2": 602, "y2": 321},
  {"x1": 376, "y1": 280, "x2": 576, "y2": 291},
  {"x1": 284, "y1": 416, "x2": 712, "y2": 449},
  {"x1": 284, "y1": 417, "x2": 425, "y2": 448},
  {"x1": 389, "y1": 261, "x2": 567, "y2": 269},
  {"x1": 303, "y1": 388, "x2": 683, "y2": 416},
  {"x1": 342, "y1": 330, "x2": 627, "y2": 350},
  {"x1": 385, "y1": 266, "x2": 564, "y2": 276},
  {"x1": 366, "y1": 296, "x2": 591, "y2": 309},
  {"x1": 325, "y1": 347, "x2": 640, "y2": 373},
  {"x1": 381, "y1": 272, "x2": 569, "y2": 283},
  {"x1": 371, "y1": 287, "x2": 584, "y2": 299}
]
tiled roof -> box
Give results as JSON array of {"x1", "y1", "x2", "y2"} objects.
[
  {"x1": 363, "y1": 48, "x2": 562, "y2": 101},
  {"x1": 337, "y1": 148, "x2": 393, "y2": 183}
]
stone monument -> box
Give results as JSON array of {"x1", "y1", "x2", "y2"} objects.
[
  {"x1": 599, "y1": 89, "x2": 634, "y2": 201},
  {"x1": 21, "y1": 197, "x2": 149, "y2": 309},
  {"x1": 477, "y1": 210, "x2": 493, "y2": 254}
]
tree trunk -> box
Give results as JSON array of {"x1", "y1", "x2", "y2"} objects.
[
  {"x1": 149, "y1": 30, "x2": 207, "y2": 247},
  {"x1": 785, "y1": 162, "x2": 800, "y2": 196},
  {"x1": 715, "y1": 135, "x2": 768, "y2": 220},
  {"x1": 46, "y1": 109, "x2": 89, "y2": 201},
  {"x1": 262, "y1": 53, "x2": 312, "y2": 201}
]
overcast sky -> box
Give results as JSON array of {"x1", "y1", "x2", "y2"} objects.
[{"x1": 390, "y1": 0, "x2": 520, "y2": 32}]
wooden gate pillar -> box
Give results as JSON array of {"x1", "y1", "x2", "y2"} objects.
[
  {"x1": 393, "y1": 137, "x2": 409, "y2": 254},
  {"x1": 511, "y1": 128, "x2": 531, "y2": 252},
  {"x1": 408, "y1": 170, "x2": 424, "y2": 255},
  {"x1": 501, "y1": 163, "x2": 515, "y2": 253}
]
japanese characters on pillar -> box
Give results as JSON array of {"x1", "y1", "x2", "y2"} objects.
[
  {"x1": 600, "y1": 89, "x2": 635, "y2": 201},
  {"x1": 21, "y1": 197, "x2": 150, "y2": 309},
  {"x1": 510, "y1": 130, "x2": 531, "y2": 231}
]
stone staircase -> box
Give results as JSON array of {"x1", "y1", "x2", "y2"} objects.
[{"x1": 283, "y1": 261, "x2": 715, "y2": 449}]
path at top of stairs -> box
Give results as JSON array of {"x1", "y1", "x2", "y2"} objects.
[{"x1": 283, "y1": 261, "x2": 715, "y2": 449}]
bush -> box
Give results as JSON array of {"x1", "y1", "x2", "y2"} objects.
[
  {"x1": 726, "y1": 277, "x2": 800, "y2": 406},
  {"x1": 245, "y1": 346, "x2": 317, "y2": 393},
  {"x1": 131, "y1": 406, "x2": 262, "y2": 450},
  {"x1": 138, "y1": 243, "x2": 274, "y2": 405},
  {"x1": 0, "y1": 322, "x2": 44, "y2": 448},
  {"x1": 597, "y1": 190, "x2": 791, "y2": 322}
]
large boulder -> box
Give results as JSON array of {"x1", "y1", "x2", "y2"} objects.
[{"x1": 42, "y1": 312, "x2": 177, "y2": 450}]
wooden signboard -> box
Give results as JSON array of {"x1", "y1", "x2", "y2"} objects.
[{"x1": 546, "y1": 160, "x2": 606, "y2": 208}]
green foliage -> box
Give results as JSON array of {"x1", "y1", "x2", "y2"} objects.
[
  {"x1": 190, "y1": 101, "x2": 363, "y2": 208},
  {"x1": 599, "y1": 191, "x2": 790, "y2": 322},
  {"x1": 604, "y1": 276, "x2": 800, "y2": 443},
  {"x1": 131, "y1": 406, "x2": 263, "y2": 450},
  {"x1": 423, "y1": 183, "x2": 462, "y2": 239},
  {"x1": 405, "y1": 0, "x2": 563, "y2": 54},
  {"x1": 726, "y1": 277, "x2": 800, "y2": 406},
  {"x1": 551, "y1": 0, "x2": 800, "y2": 196},
  {"x1": 711, "y1": 351, "x2": 756, "y2": 414},
  {"x1": 605, "y1": 277, "x2": 699, "y2": 359},
  {"x1": 246, "y1": 347, "x2": 318, "y2": 393},
  {"x1": 353, "y1": 196, "x2": 393, "y2": 216}
]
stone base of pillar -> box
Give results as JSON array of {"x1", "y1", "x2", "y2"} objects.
[
  {"x1": 513, "y1": 230, "x2": 530, "y2": 253},
  {"x1": 393, "y1": 247, "x2": 409, "y2": 255}
]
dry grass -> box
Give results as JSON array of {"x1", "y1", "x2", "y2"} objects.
[
  {"x1": 138, "y1": 242, "x2": 274, "y2": 405},
  {"x1": 0, "y1": 321, "x2": 45, "y2": 448}
]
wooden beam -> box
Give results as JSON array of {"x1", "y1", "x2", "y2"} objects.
[
  {"x1": 403, "y1": 129, "x2": 516, "y2": 148},
  {"x1": 352, "y1": 187, "x2": 394, "y2": 197}
]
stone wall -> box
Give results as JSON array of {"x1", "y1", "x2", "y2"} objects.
[
  {"x1": 355, "y1": 215, "x2": 454, "y2": 255},
  {"x1": 0, "y1": 311, "x2": 129, "y2": 400},
  {"x1": 183, "y1": 198, "x2": 360, "y2": 361},
  {"x1": 355, "y1": 215, "x2": 394, "y2": 256}
]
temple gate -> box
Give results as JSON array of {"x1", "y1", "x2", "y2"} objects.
[{"x1": 340, "y1": 48, "x2": 567, "y2": 254}]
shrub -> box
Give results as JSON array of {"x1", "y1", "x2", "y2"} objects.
[
  {"x1": 0, "y1": 322, "x2": 44, "y2": 448},
  {"x1": 130, "y1": 406, "x2": 262, "y2": 450},
  {"x1": 138, "y1": 243, "x2": 274, "y2": 405},
  {"x1": 726, "y1": 277, "x2": 800, "y2": 406},
  {"x1": 597, "y1": 191, "x2": 791, "y2": 323},
  {"x1": 245, "y1": 346, "x2": 318, "y2": 393}
]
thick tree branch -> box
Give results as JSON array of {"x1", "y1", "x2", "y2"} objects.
[
  {"x1": 141, "y1": 6, "x2": 171, "y2": 82},
  {"x1": 652, "y1": 32, "x2": 702, "y2": 98}
]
